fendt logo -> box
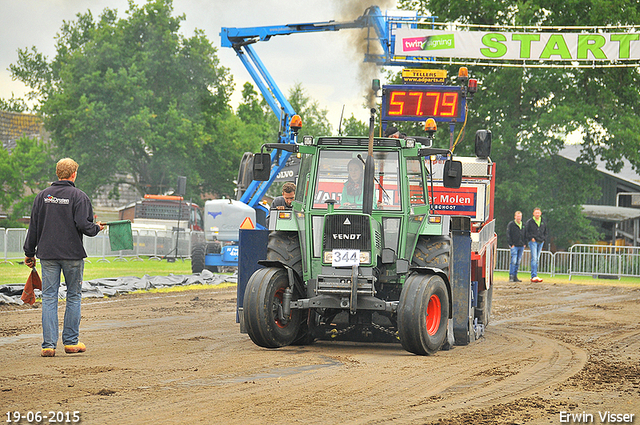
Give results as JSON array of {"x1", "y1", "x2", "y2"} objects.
[{"x1": 333, "y1": 234, "x2": 362, "y2": 240}]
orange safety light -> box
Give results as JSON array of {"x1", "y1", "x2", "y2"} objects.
[
  {"x1": 458, "y1": 67, "x2": 469, "y2": 84},
  {"x1": 424, "y1": 118, "x2": 437, "y2": 133},
  {"x1": 290, "y1": 115, "x2": 302, "y2": 133},
  {"x1": 144, "y1": 194, "x2": 183, "y2": 201}
]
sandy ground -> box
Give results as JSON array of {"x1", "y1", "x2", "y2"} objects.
[{"x1": 1, "y1": 277, "x2": 639, "y2": 425}]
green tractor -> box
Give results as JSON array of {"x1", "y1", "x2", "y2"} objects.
[{"x1": 240, "y1": 123, "x2": 495, "y2": 355}]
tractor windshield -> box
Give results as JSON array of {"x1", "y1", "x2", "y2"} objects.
[{"x1": 313, "y1": 150, "x2": 401, "y2": 210}]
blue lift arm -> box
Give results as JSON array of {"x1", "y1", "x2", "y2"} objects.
[
  {"x1": 221, "y1": 7, "x2": 391, "y2": 213},
  {"x1": 220, "y1": 6, "x2": 437, "y2": 213}
]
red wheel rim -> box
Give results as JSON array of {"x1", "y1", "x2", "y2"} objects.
[{"x1": 425, "y1": 294, "x2": 442, "y2": 336}]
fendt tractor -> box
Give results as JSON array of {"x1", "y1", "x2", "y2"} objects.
[{"x1": 237, "y1": 68, "x2": 497, "y2": 355}]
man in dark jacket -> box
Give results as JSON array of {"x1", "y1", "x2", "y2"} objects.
[
  {"x1": 24, "y1": 158, "x2": 104, "y2": 357},
  {"x1": 271, "y1": 182, "x2": 296, "y2": 210},
  {"x1": 524, "y1": 207, "x2": 548, "y2": 283},
  {"x1": 506, "y1": 210, "x2": 526, "y2": 282}
]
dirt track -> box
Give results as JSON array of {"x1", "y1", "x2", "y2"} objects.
[{"x1": 1, "y1": 278, "x2": 639, "y2": 425}]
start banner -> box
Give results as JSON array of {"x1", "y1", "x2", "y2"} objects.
[{"x1": 395, "y1": 28, "x2": 640, "y2": 62}]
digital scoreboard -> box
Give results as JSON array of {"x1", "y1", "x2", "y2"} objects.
[{"x1": 381, "y1": 84, "x2": 466, "y2": 123}]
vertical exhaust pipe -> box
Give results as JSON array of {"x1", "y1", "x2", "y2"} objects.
[{"x1": 362, "y1": 108, "x2": 376, "y2": 215}]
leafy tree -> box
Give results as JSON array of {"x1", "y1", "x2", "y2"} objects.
[
  {"x1": 395, "y1": 0, "x2": 637, "y2": 248},
  {"x1": 10, "y1": 0, "x2": 235, "y2": 199},
  {"x1": 288, "y1": 83, "x2": 332, "y2": 138},
  {"x1": 0, "y1": 135, "x2": 55, "y2": 226},
  {"x1": 237, "y1": 82, "x2": 277, "y2": 146},
  {"x1": 237, "y1": 82, "x2": 266, "y2": 124},
  {"x1": 0, "y1": 96, "x2": 29, "y2": 113},
  {"x1": 341, "y1": 114, "x2": 368, "y2": 136}
]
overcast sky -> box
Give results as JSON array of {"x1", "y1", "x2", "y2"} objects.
[{"x1": 1, "y1": 0, "x2": 400, "y2": 127}]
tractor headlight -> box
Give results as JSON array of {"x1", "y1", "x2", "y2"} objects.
[
  {"x1": 359, "y1": 251, "x2": 371, "y2": 264},
  {"x1": 323, "y1": 251, "x2": 333, "y2": 263}
]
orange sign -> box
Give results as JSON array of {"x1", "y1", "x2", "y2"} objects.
[{"x1": 240, "y1": 217, "x2": 255, "y2": 229}]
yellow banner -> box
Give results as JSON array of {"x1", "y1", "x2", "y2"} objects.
[{"x1": 401, "y1": 69, "x2": 448, "y2": 84}]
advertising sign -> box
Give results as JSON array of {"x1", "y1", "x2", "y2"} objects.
[
  {"x1": 395, "y1": 29, "x2": 640, "y2": 62},
  {"x1": 428, "y1": 186, "x2": 478, "y2": 217}
]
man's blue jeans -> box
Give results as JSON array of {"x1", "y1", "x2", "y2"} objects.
[
  {"x1": 40, "y1": 259, "x2": 84, "y2": 349},
  {"x1": 528, "y1": 241, "x2": 544, "y2": 278},
  {"x1": 509, "y1": 246, "x2": 524, "y2": 277}
]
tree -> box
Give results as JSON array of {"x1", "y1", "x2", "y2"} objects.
[
  {"x1": 0, "y1": 96, "x2": 29, "y2": 113},
  {"x1": 395, "y1": 0, "x2": 639, "y2": 248},
  {"x1": 10, "y1": 0, "x2": 235, "y2": 199},
  {"x1": 341, "y1": 114, "x2": 367, "y2": 136},
  {"x1": 0, "y1": 135, "x2": 55, "y2": 226},
  {"x1": 287, "y1": 83, "x2": 332, "y2": 137}
]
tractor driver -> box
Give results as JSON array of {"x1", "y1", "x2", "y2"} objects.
[{"x1": 341, "y1": 158, "x2": 364, "y2": 208}]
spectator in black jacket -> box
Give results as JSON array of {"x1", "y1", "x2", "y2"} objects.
[
  {"x1": 506, "y1": 210, "x2": 526, "y2": 282},
  {"x1": 524, "y1": 207, "x2": 548, "y2": 283},
  {"x1": 24, "y1": 158, "x2": 105, "y2": 357}
]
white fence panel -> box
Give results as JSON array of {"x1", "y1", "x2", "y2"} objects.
[
  {"x1": 497, "y1": 245, "x2": 640, "y2": 278},
  {"x1": 568, "y1": 245, "x2": 640, "y2": 279},
  {"x1": 2, "y1": 228, "x2": 195, "y2": 262}
]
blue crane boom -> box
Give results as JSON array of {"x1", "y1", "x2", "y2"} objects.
[
  {"x1": 220, "y1": 6, "x2": 437, "y2": 217},
  {"x1": 221, "y1": 6, "x2": 389, "y2": 215}
]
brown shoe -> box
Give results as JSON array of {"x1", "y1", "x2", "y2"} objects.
[
  {"x1": 64, "y1": 342, "x2": 86, "y2": 354},
  {"x1": 41, "y1": 348, "x2": 55, "y2": 357}
]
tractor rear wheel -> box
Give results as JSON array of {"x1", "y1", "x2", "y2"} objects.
[
  {"x1": 243, "y1": 267, "x2": 301, "y2": 348},
  {"x1": 191, "y1": 243, "x2": 206, "y2": 274},
  {"x1": 412, "y1": 236, "x2": 451, "y2": 274},
  {"x1": 266, "y1": 231, "x2": 303, "y2": 277},
  {"x1": 397, "y1": 273, "x2": 450, "y2": 355}
]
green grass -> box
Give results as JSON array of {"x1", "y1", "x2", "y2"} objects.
[
  {"x1": 3, "y1": 260, "x2": 638, "y2": 288},
  {"x1": 493, "y1": 271, "x2": 640, "y2": 286},
  {"x1": 0, "y1": 256, "x2": 195, "y2": 286}
]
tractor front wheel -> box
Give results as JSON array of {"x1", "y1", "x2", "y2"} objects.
[
  {"x1": 243, "y1": 267, "x2": 300, "y2": 348},
  {"x1": 398, "y1": 273, "x2": 450, "y2": 355}
]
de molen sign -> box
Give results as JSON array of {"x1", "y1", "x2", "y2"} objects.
[
  {"x1": 429, "y1": 186, "x2": 478, "y2": 217},
  {"x1": 395, "y1": 28, "x2": 640, "y2": 62}
]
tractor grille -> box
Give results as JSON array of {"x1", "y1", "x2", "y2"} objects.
[{"x1": 323, "y1": 214, "x2": 370, "y2": 251}]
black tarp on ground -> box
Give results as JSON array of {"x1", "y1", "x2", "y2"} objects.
[{"x1": 0, "y1": 270, "x2": 236, "y2": 305}]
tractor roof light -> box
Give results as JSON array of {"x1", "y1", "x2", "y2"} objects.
[
  {"x1": 290, "y1": 115, "x2": 302, "y2": 134},
  {"x1": 303, "y1": 135, "x2": 314, "y2": 145},
  {"x1": 457, "y1": 67, "x2": 469, "y2": 84},
  {"x1": 424, "y1": 118, "x2": 437, "y2": 139},
  {"x1": 404, "y1": 137, "x2": 415, "y2": 148}
]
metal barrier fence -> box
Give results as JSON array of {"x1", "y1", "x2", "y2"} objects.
[
  {"x1": 496, "y1": 246, "x2": 640, "y2": 278},
  {"x1": 1, "y1": 228, "x2": 194, "y2": 263},
  {"x1": 568, "y1": 244, "x2": 640, "y2": 279},
  {"x1": 2, "y1": 227, "x2": 639, "y2": 278}
]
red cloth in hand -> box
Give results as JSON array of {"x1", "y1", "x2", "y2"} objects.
[{"x1": 21, "y1": 268, "x2": 42, "y2": 305}]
